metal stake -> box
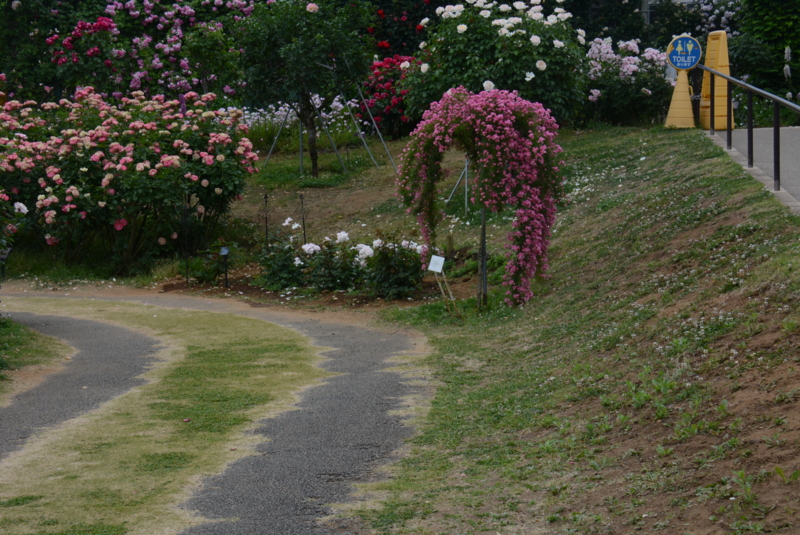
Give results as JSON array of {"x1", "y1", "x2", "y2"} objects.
[
  {"x1": 340, "y1": 92, "x2": 380, "y2": 168},
  {"x1": 261, "y1": 108, "x2": 291, "y2": 169},
  {"x1": 355, "y1": 85, "x2": 398, "y2": 174},
  {"x1": 299, "y1": 116, "x2": 304, "y2": 175},
  {"x1": 312, "y1": 101, "x2": 348, "y2": 175},
  {"x1": 774, "y1": 100, "x2": 781, "y2": 191},
  {"x1": 747, "y1": 90, "x2": 754, "y2": 168}
]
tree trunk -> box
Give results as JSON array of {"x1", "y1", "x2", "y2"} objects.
[{"x1": 299, "y1": 97, "x2": 320, "y2": 177}]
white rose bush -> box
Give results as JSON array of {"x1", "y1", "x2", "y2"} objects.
[
  {"x1": 401, "y1": 0, "x2": 585, "y2": 123},
  {"x1": 259, "y1": 221, "x2": 425, "y2": 299}
]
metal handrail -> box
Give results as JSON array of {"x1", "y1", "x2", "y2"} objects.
[{"x1": 699, "y1": 64, "x2": 800, "y2": 192}]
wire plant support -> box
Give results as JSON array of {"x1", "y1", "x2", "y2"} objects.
[{"x1": 700, "y1": 64, "x2": 800, "y2": 193}]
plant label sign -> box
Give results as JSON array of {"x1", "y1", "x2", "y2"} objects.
[
  {"x1": 667, "y1": 35, "x2": 702, "y2": 71},
  {"x1": 428, "y1": 255, "x2": 445, "y2": 273}
]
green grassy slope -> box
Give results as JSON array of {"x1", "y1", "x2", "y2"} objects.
[{"x1": 366, "y1": 127, "x2": 800, "y2": 535}]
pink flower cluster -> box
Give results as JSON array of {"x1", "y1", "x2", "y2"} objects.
[
  {"x1": 587, "y1": 38, "x2": 666, "y2": 82},
  {"x1": 0, "y1": 88, "x2": 258, "y2": 261},
  {"x1": 398, "y1": 86, "x2": 563, "y2": 306}
]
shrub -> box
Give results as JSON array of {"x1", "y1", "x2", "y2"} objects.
[
  {"x1": 584, "y1": 38, "x2": 672, "y2": 126},
  {"x1": 0, "y1": 88, "x2": 258, "y2": 273},
  {"x1": 364, "y1": 232, "x2": 425, "y2": 299},
  {"x1": 359, "y1": 55, "x2": 419, "y2": 139},
  {"x1": 400, "y1": 0, "x2": 585, "y2": 124},
  {"x1": 258, "y1": 222, "x2": 425, "y2": 299}
]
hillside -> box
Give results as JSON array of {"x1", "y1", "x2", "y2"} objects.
[{"x1": 345, "y1": 126, "x2": 800, "y2": 535}]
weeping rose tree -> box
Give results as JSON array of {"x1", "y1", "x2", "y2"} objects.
[
  {"x1": 397, "y1": 86, "x2": 563, "y2": 306},
  {"x1": 236, "y1": 0, "x2": 373, "y2": 177}
]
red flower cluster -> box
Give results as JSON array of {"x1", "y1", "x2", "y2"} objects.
[
  {"x1": 359, "y1": 55, "x2": 418, "y2": 139},
  {"x1": 47, "y1": 17, "x2": 118, "y2": 66}
]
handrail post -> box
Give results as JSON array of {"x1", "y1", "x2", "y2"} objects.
[
  {"x1": 773, "y1": 101, "x2": 780, "y2": 191},
  {"x1": 747, "y1": 91, "x2": 754, "y2": 168},
  {"x1": 710, "y1": 74, "x2": 715, "y2": 134},
  {"x1": 726, "y1": 78, "x2": 732, "y2": 150}
]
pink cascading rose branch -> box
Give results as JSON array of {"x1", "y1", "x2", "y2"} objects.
[{"x1": 397, "y1": 86, "x2": 563, "y2": 307}]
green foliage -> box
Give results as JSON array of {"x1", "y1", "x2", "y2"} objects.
[
  {"x1": 364, "y1": 231, "x2": 424, "y2": 299},
  {"x1": 258, "y1": 238, "x2": 306, "y2": 291},
  {"x1": 257, "y1": 227, "x2": 424, "y2": 299},
  {"x1": 561, "y1": 0, "x2": 646, "y2": 45},
  {"x1": 401, "y1": 3, "x2": 585, "y2": 124},
  {"x1": 739, "y1": 0, "x2": 800, "y2": 94},
  {"x1": 238, "y1": 0, "x2": 373, "y2": 175}
]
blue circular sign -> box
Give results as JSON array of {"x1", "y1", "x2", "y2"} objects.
[{"x1": 667, "y1": 35, "x2": 702, "y2": 70}]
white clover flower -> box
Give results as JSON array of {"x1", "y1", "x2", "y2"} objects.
[
  {"x1": 530, "y1": 34, "x2": 541, "y2": 45},
  {"x1": 13, "y1": 202, "x2": 28, "y2": 214},
  {"x1": 483, "y1": 80, "x2": 495, "y2": 91},
  {"x1": 421, "y1": 63, "x2": 429, "y2": 73},
  {"x1": 525, "y1": 72, "x2": 535, "y2": 81},
  {"x1": 553, "y1": 39, "x2": 564, "y2": 48},
  {"x1": 536, "y1": 59, "x2": 547, "y2": 70},
  {"x1": 457, "y1": 24, "x2": 468, "y2": 33},
  {"x1": 336, "y1": 231, "x2": 349, "y2": 243},
  {"x1": 400, "y1": 61, "x2": 411, "y2": 69},
  {"x1": 479, "y1": 9, "x2": 491, "y2": 16}
]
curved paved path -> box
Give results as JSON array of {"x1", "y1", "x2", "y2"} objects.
[
  {"x1": 0, "y1": 289, "x2": 425, "y2": 534},
  {"x1": 0, "y1": 313, "x2": 161, "y2": 460}
]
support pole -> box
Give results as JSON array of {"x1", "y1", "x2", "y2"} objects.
[
  {"x1": 478, "y1": 207, "x2": 488, "y2": 309},
  {"x1": 261, "y1": 108, "x2": 290, "y2": 169},
  {"x1": 355, "y1": 85, "x2": 398, "y2": 174},
  {"x1": 299, "y1": 113, "x2": 305, "y2": 175},
  {"x1": 747, "y1": 91, "x2": 754, "y2": 168},
  {"x1": 340, "y1": 92, "x2": 380, "y2": 168},
  {"x1": 312, "y1": 101, "x2": 348, "y2": 175},
  {"x1": 774, "y1": 100, "x2": 781, "y2": 191}
]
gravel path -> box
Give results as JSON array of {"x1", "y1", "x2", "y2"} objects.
[{"x1": 0, "y1": 290, "x2": 425, "y2": 534}]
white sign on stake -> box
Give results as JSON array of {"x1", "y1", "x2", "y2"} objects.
[{"x1": 428, "y1": 255, "x2": 445, "y2": 273}]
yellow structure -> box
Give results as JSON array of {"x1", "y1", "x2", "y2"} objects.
[
  {"x1": 665, "y1": 34, "x2": 702, "y2": 129},
  {"x1": 700, "y1": 30, "x2": 734, "y2": 130},
  {"x1": 665, "y1": 69, "x2": 695, "y2": 128}
]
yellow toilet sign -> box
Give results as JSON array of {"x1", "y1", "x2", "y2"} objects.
[{"x1": 665, "y1": 34, "x2": 702, "y2": 128}]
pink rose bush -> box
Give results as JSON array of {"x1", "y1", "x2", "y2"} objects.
[
  {"x1": 398, "y1": 87, "x2": 563, "y2": 306},
  {"x1": 0, "y1": 87, "x2": 258, "y2": 271}
]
